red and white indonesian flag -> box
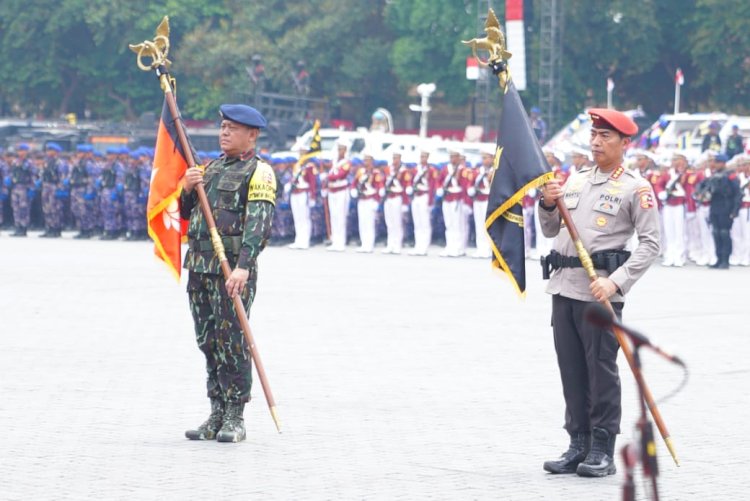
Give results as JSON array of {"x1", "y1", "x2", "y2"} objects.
[
  {"x1": 675, "y1": 68, "x2": 684, "y2": 86},
  {"x1": 148, "y1": 98, "x2": 190, "y2": 280},
  {"x1": 505, "y1": 0, "x2": 526, "y2": 91}
]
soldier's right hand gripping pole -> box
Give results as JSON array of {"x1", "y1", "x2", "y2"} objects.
[{"x1": 555, "y1": 200, "x2": 679, "y2": 466}]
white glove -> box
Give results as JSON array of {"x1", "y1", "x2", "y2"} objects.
[
  {"x1": 350, "y1": 188, "x2": 358, "y2": 199},
  {"x1": 283, "y1": 183, "x2": 291, "y2": 194},
  {"x1": 319, "y1": 172, "x2": 328, "y2": 181},
  {"x1": 378, "y1": 188, "x2": 386, "y2": 198},
  {"x1": 405, "y1": 186, "x2": 414, "y2": 196},
  {"x1": 321, "y1": 189, "x2": 329, "y2": 198},
  {"x1": 401, "y1": 205, "x2": 409, "y2": 214},
  {"x1": 686, "y1": 211, "x2": 697, "y2": 220},
  {"x1": 467, "y1": 187, "x2": 476, "y2": 197},
  {"x1": 657, "y1": 191, "x2": 667, "y2": 202},
  {"x1": 528, "y1": 188, "x2": 538, "y2": 197},
  {"x1": 436, "y1": 188, "x2": 444, "y2": 198},
  {"x1": 308, "y1": 198, "x2": 316, "y2": 209}
]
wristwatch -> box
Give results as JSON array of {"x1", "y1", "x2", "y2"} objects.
[{"x1": 539, "y1": 195, "x2": 556, "y2": 211}]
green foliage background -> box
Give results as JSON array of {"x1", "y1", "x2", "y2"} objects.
[{"x1": 0, "y1": 0, "x2": 747, "y2": 127}]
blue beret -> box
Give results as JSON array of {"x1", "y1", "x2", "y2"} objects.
[
  {"x1": 46, "y1": 142, "x2": 62, "y2": 152},
  {"x1": 18, "y1": 143, "x2": 30, "y2": 151},
  {"x1": 531, "y1": 106, "x2": 541, "y2": 114},
  {"x1": 376, "y1": 160, "x2": 388, "y2": 167},
  {"x1": 76, "y1": 144, "x2": 93, "y2": 153},
  {"x1": 405, "y1": 162, "x2": 417, "y2": 168},
  {"x1": 219, "y1": 104, "x2": 267, "y2": 129},
  {"x1": 715, "y1": 153, "x2": 729, "y2": 163},
  {"x1": 119, "y1": 146, "x2": 130, "y2": 155},
  {"x1": 94, "y1": 150, "x2": 104, "y2": 157},
  {"x1": 106, "y1": 147, "x2": 119, "y2": 155},
  {"x1": 284, "y1": 156, "x2": 296, "y2": 163},
  {"x1": 271, "y1": 157, "x2": 284, "y2": 165}
]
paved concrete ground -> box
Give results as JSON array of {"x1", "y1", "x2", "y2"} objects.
[{"x1": 1, "y1": 231, "x2": 749, "y2": 500}]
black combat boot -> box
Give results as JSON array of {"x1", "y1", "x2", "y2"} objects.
[
  {"x1": 185, "y1": 397, "x2": 225, "y2": 440},
  {"x1": 39, "y1": 229, "x2": 53, "y2": 238},
  {"x1": 543, "y1": 431, "x2": 590, "y2": 474},
  {"x1": 100, "y1": 231, "x2": 117, "y2": 240},
  {"x1": 74, "y1": 230, "x2": 91, "y2": 239},
  {"x1": 49, "y1": 229, "x2": 62, "y2": 238},
  {"x1": 576, "y1": 427, "x2": 617, "y2": 477},
  {"x1": 11, "y1": 226, "x2": 27, "y2": 237},
  {"x1": 216, "y1": 400, "x2": 247, "y2": 443}
]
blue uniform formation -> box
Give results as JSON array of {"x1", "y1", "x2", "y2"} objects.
[{"x1": 0, "y1": 143, "x2": 154, "y2": 239}]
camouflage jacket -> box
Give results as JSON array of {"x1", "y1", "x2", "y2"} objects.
[{"x1": 180, "y1": 153, "x2": 276, "y2": 275}]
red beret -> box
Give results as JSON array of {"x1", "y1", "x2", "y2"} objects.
[{"x1": 588, "y1": 108, "x2": 638, "y2": 136}]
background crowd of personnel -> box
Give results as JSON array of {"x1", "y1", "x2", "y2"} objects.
[{"x1": 3, "y1": 137, "x2": 748, "y2": 269}]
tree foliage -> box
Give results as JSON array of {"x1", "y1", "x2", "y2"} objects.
[{"x1": 0, "y1": 0, "x2": 747, "y2": 125}]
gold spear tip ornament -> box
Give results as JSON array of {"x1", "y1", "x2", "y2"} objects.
[
  {"x1": 462, "y1": 8, "x2": 513, "y2": 88},
  {"x1": 128, "y1": 16, "x2": 172, "y2": 72}
]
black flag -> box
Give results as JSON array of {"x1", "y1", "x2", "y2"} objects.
[{"x1": 485, "y1": 79, "x2": 553, "y2": 295}]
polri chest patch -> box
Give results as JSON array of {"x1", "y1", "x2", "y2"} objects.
[{"x1": 594, "y1": 192, "x2": 623, "y2": 215}]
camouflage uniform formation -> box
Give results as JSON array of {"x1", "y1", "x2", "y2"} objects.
[{"x1": 180, "y1": 151, "x2": 275, "y2": 441}]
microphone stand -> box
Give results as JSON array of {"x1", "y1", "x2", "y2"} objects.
[{"x1": 623, "y1": 338, "x2": 660, "y2": 501}]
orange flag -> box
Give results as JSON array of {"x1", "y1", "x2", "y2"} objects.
[{"x1": 147, "y1": 99, "x2": 190, "y2": 280}]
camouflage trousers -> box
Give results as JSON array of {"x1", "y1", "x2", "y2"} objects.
[
  {"x1": 187, "y1": 271, "x2": 255, "y2": 403},
  {"x1": 11, "y1": 184, "x2": 30, "y2": 227},
  {"x1": 99, "y1": 188, "x2": 121, "y2": 232},
  {"x1": 124, "y1": 192, "x2": 146, "y2": 232},
  {"x1": 71, "y1": 187, "x2": 97, "y2": 231},
  {"x1": 41, "y1": 183, "x2": 63, "y2": 230}
]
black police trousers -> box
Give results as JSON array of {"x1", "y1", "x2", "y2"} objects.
[
  {"x1": 551, "y1": 294, "x2": 624, "y2": 435},
  {"x1": 710, "y1": 214, "x2": 734, "y2": 264}
]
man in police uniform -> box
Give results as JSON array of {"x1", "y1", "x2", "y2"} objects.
[
  {"x1": 180, "y1": 104, "x2": 276, "y2": 443},
  {"x1": 538, "y1": 109, "x2": 660, "y2": 477}
]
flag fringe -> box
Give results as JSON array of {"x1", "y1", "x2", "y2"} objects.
[{"x1": 485, "y1": 171, "x2": 554, "y2": 297}]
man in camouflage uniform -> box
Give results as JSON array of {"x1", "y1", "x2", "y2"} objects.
[
  {"x1": 181, "y1": 104, "x2": 275, "y2": 443},
  {"x1": 9, "y1": 144, "x2": 35, "y2": 237},
  {"x1": 39, "y1": 142, "x2": 68, "y2": 238},
  {"x1": 123, "y1": 149, "x2": 150, "y2": 240},
  {"x1": 70, "y1": 145, "x2": 98, "y2": 239},
  {"x1": 98, "y1": 148, "x2": 124, "y2": 240},
  {"x1": 0, "y1": 151, "x2": 9, "y2": 229}
]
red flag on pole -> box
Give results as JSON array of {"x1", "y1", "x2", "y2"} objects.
[
  {"x1": 147, "y1": 98, "x2": 190, "y2": 279},
  {"x1": 675, "y1": 68, "x2": 684, "y2": 86}
]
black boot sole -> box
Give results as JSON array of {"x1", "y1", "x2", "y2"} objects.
[
  {"x1": 543, "y1": 461, "x2": 582, "y2": 474},
  {"x1": 216, "y1": 430, "x2": 246, "y2": 443},
  {"x1": 576, "y1": 464, "x2": 617, "y2": 477},
  {"x1": 185, "y1": 430, "x2": 218, "y2": 440}
]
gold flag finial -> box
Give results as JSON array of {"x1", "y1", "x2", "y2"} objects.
[
  {"x1": 128, "y1": 16, "x2": 172, "y2": 72},
  {"x1": 462, "y1": 8, "x2": 513, "y2": 88}
]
